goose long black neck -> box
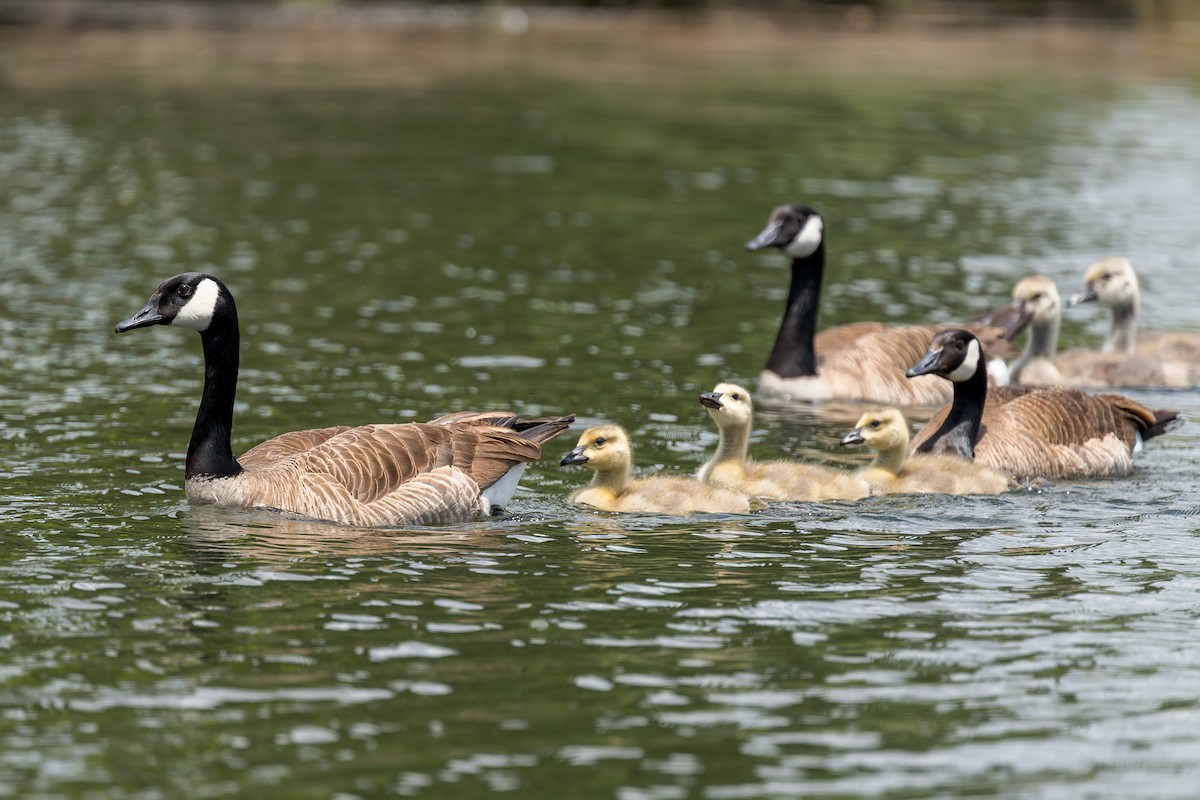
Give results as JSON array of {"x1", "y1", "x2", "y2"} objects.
[
  {"x1": 187, "y1": 313, "x2": 243, "y2": 481},
  {"x1": 915, "y1": 361, "x2": 987, "y2": 460},
  {"x1": 765, "y1": 243, "x2": 823, "y2": 378}
]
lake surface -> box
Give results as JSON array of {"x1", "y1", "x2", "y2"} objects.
[{"x1": 2, "y1": 22, "x2": 1200, "y2": 799}]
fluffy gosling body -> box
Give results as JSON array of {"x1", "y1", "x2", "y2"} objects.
[
  {"x1": 561, "y1": 424, "x2": 755, "y2": 515},
  {"x1": 698, "y1": 382, "x2": 869, "y2": 502},
  {"x1": 841, "y1": 408, "x2": 1013, "y2": 496}
]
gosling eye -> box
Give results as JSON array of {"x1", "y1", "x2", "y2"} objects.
[
  {"x1": 869, "y1": 420, "x2": 882, "y2": 429},
  {"x1": 1031, "y1": 293, "x2": 1043, "y2": 302},
  {"x1": 730, "y1": 393, "x2": 740, "y2": 401},
  {"x1": 593, "y1": 437, "x2": 606, "y2": 446}
]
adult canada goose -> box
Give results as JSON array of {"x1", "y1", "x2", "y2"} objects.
[
  {"x1": 906, "y1": 329, "x2": 1180, "y2": 480},
  {"x1": 114, "y1": 272, "x2": 573, "y2": 526},
  {"x1": 560, "y1": 424, "x2": 756, "y2": 514},
  {"x1": 840, "y1": 407, "x2": 1013, "y2": 495},
  {"x1": 1068, "y1": 257, "x2": 1200, "y2": 387},
  {"x1": 697, "y1": 382, "x2": 869, "y2": 501},
  {"x1": 1005, "y1": 274, "x2": 1166, "y2": 388},
  {"x1": 745, "y1": 204, "x2": 1023, "y2": 405}
]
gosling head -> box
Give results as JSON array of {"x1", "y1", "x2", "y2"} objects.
[
  {"x1": 745, "y1": 204, "x2": 825, "y2": 259},
  {"x1": 1069, "y1": 257, "x2": 1138, "y2": 308},
  {"x1": 560, "y1": 424, "x2": 631, "y2": 472},
  {"x1": 115, "y1": 272, "x2": 234, "y2": 335},
  {"x1": 906, "y1": 329, "x2": 983, "y2": 384},
  {"x1": 1010, "y1": 275, "x2": 1062, "y2": 328},
  {"x1": 698, "y1": 382, "x2": 754, "y2": 430},
  {"x1": 840, "y1": 408, "x2": 909, "y2": 452}
]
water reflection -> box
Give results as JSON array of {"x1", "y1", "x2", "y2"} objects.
[{"x1": 2, "y1": 53, "x2": 1200, "y2": 800}]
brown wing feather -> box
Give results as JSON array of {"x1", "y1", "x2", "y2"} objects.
[
  {"x1": 808, "y1": 322, "x2": 1013, "y2": 406},
  {"x1": 238, "y1": 426, "x2": 354, "y2": 469},
  {"x1": 913, "y1": 387, "x2": 1162, "y2": 480}
]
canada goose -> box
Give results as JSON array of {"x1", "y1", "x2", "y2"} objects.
[
  {"x1": 906, "y1": 329, "x2": 1180, "y2": 480},
  {"x1": 697, "y1": 382, "x2": 869, "y2": 501},
  {"x1": 114, "y1": 272, "x2": 574, "y2": 526},
  {"x1": 840, "y1": 407, "x2": 1013, "y2": 495},
  {"x1": 1005, "y1": 274, "x2": 1166, "y2": 388},
  {"x1": 560, "y1": 424, "x2": 756, "y2": 514},
  {"x1": 746, "y1": 204, "x2": 1023, "y2": 405},
  {"x1": 1068, "y1": 257, "x2": 1200, "y2": 387}
]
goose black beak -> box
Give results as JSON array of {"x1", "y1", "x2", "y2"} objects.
[
  {"x1": 115, "y1": 297, "x2": 167, "y2": 334},
  {"x1": 560, "y1": 446, "x2": 588, "y2": 467},
  {"x1": 1068, "y1": 284, "x2": 1098, "y2": 306},
  {"x1": 905, "y1": 348, "x2": 945, "y2": 379},
  {"x1": 745, "y1": 220, "x2": 785, "y2": 252},
  {"x1": 839, "y1": 428, "x2": 864, "y2": 447},
  {"x1": 698, "y1": 391, "x2": 723, "y2": 410}
]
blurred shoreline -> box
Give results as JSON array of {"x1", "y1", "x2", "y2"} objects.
[{"x1": 1, "y1": 1, "x2": 1198, "y2": 87}]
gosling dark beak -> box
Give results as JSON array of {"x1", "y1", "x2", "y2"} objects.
[
  {"x1": 840, "y1": 428, "x2": 865, "y2": 447},
  {"x1": 905, "y1": 347, "x2": 945, "y2": 379},
  {"x1": 115, "y1": 297, "x2": 167, "y2": 334},
  {"x1": 698, "y1": 391, "x2": 723, "y2": 410},
  {"x1": 1068, "y1": 283, "x2": 1098, "y2": 306},
  {"x1": 1002, "y1": 304, "x2": 1035, "y2": 341},
  {"x1": 745, "y1": 220, "x2": 785, "y2": 252},
  {"x1": 560, "y1": 446, "x2": 588, "y2": 467}
]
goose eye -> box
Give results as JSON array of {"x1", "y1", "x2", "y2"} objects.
[
  {"x1": 593, "y1": 437, "x2": 606, "y2": 446},
  {"x1": 178, "y1": 284, "x2": 194, "y2": 298}
]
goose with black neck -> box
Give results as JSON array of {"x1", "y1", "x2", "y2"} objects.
[
  {"x1": 745, "y1": 203, "x2": 1021, "y2": 405},
  {"x1": 115, "y1": 272, "x2": 573, "y2": 527}
]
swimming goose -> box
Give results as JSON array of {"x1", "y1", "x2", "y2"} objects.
[
  {"x1": 1068, "y1": 257, "x2": 1200, "y2": 387},
  {"x1": 560, "y1": 424, "x2": 756, "y2": 514},
  {"x1": 114, "y1": 272, "x2": 573, "y2": 526},
  {"x1": 746, "y1": 204, "x2": 1022, "y2": 405},
  {"x1": 840, "y1": 407, "x2": 1013, "y2": 495},
  {"x1": 697, "y1": 382, "x2": 869, "y2": 501},
  {"x1": 906, "y1": 329, "x2": 1179, "y2": 480}
]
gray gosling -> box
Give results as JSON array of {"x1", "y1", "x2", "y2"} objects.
[
  {"x1": 1067, "y1": 257, "x2": 1200, "y2": 387},
  {"x1": 840, "y1": 408, "x2": 1013, "y2": 496},
  {"x1": 560, "y1": 424, "x2": 756, "y2": 515},
  {"x1": 697, "y1": 382, "x2": 869, "y2": 502}
]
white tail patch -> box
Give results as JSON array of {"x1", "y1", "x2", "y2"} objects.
[
  {"x1": 785, "y1": 215, "x2": 824, "y2": 258},
  {"x1": 947, "y1": 339, "x2": 982, "y2": 382},
  {"x1": 481, "y1": 463, "x2": 528, "y2": 514},
  {"x1": 174, "y1": 277, "x2": 220, "y2": 331}
]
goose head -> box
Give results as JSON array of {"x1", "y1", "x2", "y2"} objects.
[
  {"x1": 1069, "y1": 257, "x2": 1138, "y2": 308},
  {"x1": 1010, "y1": 275, "x2": 1062, "y2": 329},
  {"x1": 745, "y1": 204, "x2": 825, "y2": 258},
  {"x1": 905, "y1": 329, "x2": 983, "y2": 383},
  {"x1": 560, "y1": 424, "x2": 631, "y2": 472},
  {"x1": 115, "y1": 272, "x2": 233, "y2": 335},
  {"x1": 698, "y1": 382, "x2": 754, "y2": 431},
  {"x1": 840, "y1": 408, "x2": 908, "y2": 451}
]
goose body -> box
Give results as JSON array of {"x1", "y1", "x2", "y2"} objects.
[
  {"x1": 1067, "y1": 257, "x2": 1200, "y2": 387},
  {"x1": 698, "y1": 382, "x2": 869, "y2": 502},
  {"x1": 840, "y1": 407, "x2": 1013, "y2": 495},
  {"x1": 907, "y1": 329, "x2": 1179, "y2": 481},
  {"x1": 115, "y1": 273, "x2": 573, "y2": 527},
  {"x1": 561, "y1": 424, "x2": 755, "y2": 515},
  {"x1": 747, "y1": 204, "x2": 1021, "y2": 405}
]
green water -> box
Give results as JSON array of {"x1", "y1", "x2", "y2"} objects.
[{"x1": 2, "y1": 51, "x2": 1200, "y2": 799}]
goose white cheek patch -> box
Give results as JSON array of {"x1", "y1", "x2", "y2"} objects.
[
  {"x1": 947, "y1": 340, "x2": 982, "y2": 382},
  {"x1": 173, "y1": 278, "x2": 220, "y2": 331},
  {"x1": 784, "y1": 216, "x2": 824, "y2": 258}
]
